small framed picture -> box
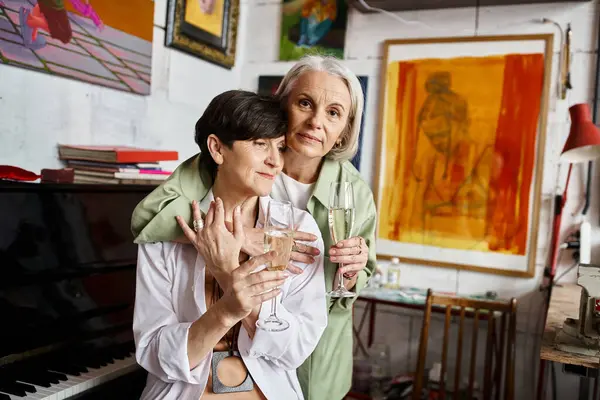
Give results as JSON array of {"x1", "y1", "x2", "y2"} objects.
[{"x1": 166, "y1": 0, "x2": 239, "y2": 69}]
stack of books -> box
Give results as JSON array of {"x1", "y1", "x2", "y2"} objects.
[{"x1": 58, "y1": 145, "x2": 179, "y2": 185}]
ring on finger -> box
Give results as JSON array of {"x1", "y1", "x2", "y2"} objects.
[
  {"x1": 292, "y1": 240, "x2": 301, "y2": 253},
  {"x1": 193, "y1": 219, "x2": 204, "y2": 233}
]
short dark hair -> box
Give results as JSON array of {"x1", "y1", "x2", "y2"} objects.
[{"x1": 194, "y1": 90, "x2": 287, "y2": 182}]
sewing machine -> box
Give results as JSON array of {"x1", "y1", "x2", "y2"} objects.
[
  {"x1": 554, "y1": 263, "x2": 600, "y2": 357},
  {"x1": 554, "y1": 222, "x2": 600, "y2": 357}
]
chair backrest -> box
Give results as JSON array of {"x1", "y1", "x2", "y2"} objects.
[{"x1": 412, "y1": 289, "x2": 517, "y2": 400}]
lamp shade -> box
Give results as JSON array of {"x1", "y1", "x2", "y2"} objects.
[{"x1": 560, "y1": 103, "x2": 600, "y2": 163}]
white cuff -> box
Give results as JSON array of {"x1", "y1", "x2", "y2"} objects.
[
  {"x1": 158, "y1": 322, "x2": 211, "y2": 384},
  {"x1": 247, "y1": 294, "x2": 294, "y2": 361}
]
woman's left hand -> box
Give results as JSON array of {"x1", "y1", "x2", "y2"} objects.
[
  {"x1": 176, "y1": 198, "x2": 244, "y2": 286},
  {"x1": 329, "y1": 236, "x2": 369, "y2": 277}
]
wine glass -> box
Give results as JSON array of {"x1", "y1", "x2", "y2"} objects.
[
  {"x1": 327, "y1": 181, "x2": 357, "y2": 298},
  {"x1": 256, "y1": 200, "x2": 294, "y2": 332}
]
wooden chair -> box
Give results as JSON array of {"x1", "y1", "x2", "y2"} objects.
[{"x1": 412, "y1": 289, "x2": 517, "y2": 400}]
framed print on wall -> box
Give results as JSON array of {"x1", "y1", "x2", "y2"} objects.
[
  {"x1": 166, "y1": 0, "x2": 239, "y2": 69},
  {"x1": 0, "y1": 0, "x2": 154, "y2": 95},
  {"x1": 258, "y1": 74, "x2": 369, "y2": 171},
  {"x1": 279, "y1": 0, "x2": 348, "y2": 61},
  {"x1": 375, "y1": 34, "x2": 553, "y2": 277}
]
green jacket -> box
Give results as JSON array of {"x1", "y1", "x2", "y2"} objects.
[{"x1": 131, "y1": 154, "x2": 377, "y2": 400}]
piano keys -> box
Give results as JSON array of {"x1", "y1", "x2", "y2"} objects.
[
  {"x1": 0, "y1": 181, "x2": 153, "y2": 399},
  {"x1": 0, "y1": 353, "x2": 139, "y2": 400}
]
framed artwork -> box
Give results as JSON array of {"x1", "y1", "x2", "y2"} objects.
[
  {"x1": 0, "y1": 0, "x2": 154, "y2": 95},
  {"x1": 258, "y1": 74, "x2": 368, "y2": 171},
  {"x1": 166, "y1": 0, "x2": 239, "y2": 69},
  {"x1": 279, "y1": 0, "x2": 348, "y2": 61},
  {"x1": 257, "y1": 76, "x2": 284, "y2": 97},
  {"x1": 375, "y1": 34, "x2": 553, "y2": 277}
]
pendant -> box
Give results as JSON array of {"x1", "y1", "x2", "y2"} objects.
[{"x1": 211, "y1": 350, "x2": 254, "y2": 394}]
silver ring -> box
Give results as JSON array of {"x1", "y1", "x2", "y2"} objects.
[{"x1": 193, "y1": 219, "x2": 204, "y2": 232}]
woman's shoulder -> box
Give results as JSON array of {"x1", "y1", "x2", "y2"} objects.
[{"x1": 138, "y1": 241, "x2": 196, "y2": 267}]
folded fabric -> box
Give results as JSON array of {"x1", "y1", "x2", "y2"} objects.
[{"x1": 0, "y1": 165, "x2": 41, "y2": 181}]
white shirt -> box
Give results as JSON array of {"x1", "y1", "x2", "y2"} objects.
[
  {"x1": 133, "y1": 192, "x2": 327, "y2": 400},
  {"x1": 271, "y1": 173, "x2": 315, "y2": 211}
]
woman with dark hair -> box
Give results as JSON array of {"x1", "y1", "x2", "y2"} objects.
[
  {"x1": 133, "y1": 90, "x2": 327, "y2": 400},
  {"x1": 132, "y1": 55, "x2": 376, "y2": 400}
]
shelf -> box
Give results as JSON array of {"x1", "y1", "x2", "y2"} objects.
[{"x1": 348, "y1": 0, "x2": 590, "y2": 13}]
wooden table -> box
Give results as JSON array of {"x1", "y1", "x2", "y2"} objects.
[
  {"x1": 352, "y1": 287, "x2": 498, "y2": 355},
  {"x1": 540, "y1": 283, "x2": 600, "y2": 369},
  {"x1": 539, "y1": 283, "x2": 599, "y2": 400},
  {"x1": 348, "y1": 288, "x2": 499, "y2": 399}
]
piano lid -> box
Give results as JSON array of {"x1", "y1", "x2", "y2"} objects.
[{"x1": 0, "y1": 181, "x2": 153, "y2": 363}]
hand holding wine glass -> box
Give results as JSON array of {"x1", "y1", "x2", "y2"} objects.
[
  {"x1": 327, "y1": 182, "x2": 357, "y2": 298},
  {"x1": 218, "y1": 251, "x2": 287, "y2": 325},
  {"x1": 256, "y1": 200, "x2": 294, "y2": 332}
]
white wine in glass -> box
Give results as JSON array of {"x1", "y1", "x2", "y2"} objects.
[
  {"x1": 256, "y1": 200, "x2": 294, "y2": 332},
  {"x1": 327, "y1": 182, "x2": 357, "y2": 298},
  {"x1": 329, "y1": 208, "x2": 355, "y2": 245},
  {"x1": 264, "y1": 230, "x2": 293, "y2": 271}
]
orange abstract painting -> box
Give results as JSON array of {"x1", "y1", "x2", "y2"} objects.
[{"x1": 379, "y1": 54, "x2": 545, "y2": 256}]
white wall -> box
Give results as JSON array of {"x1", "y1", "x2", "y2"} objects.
[
  {"x1": 0, "y1": 0, "x2": 250, "y2": 173},
  {"x1": 238, "y1": 0, "x2": 598, "y2": 398}
]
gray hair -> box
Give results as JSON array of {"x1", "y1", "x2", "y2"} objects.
[{"x1": 275, "y1": 55, "x2": 364, "y2": 162}]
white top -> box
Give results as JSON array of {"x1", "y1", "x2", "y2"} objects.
[
  {"x1": 133, "y1": 191, "x2": 327, "y2": 400},
  {"x1": 271, "y1": 173, "x2": 315, "y2": 211}
]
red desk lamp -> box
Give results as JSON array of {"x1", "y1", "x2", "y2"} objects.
[
  {"x1": 547, "y1": 103, "x2": 600, "y2": 281},
  {"x1": 561, "y1": 103, "x2": 600, "y2": 163}
]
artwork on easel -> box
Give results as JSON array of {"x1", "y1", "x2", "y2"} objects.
[
  {"x1": 258, "y1": 74, "x2": 368, "y2": 171},
  {"x1": 375, "y1": 34, "x2": 553, "y2": 277},
  {"x1": 0, "y1": 0, "x2": 154, "y2": 95}
]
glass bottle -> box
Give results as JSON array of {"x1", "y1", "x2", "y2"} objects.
[
  {"x1": 385, "y1": 257, "x2": 402, "y2": 289},
  {"x1": 370, "y1": 343, "x2": 391, "y2": 400}
]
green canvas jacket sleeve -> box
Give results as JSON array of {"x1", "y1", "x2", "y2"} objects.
[{"x1": 131, "y1": 154, "x2": 210, "y2": 244}]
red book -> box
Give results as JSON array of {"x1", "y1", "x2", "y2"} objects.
[{"x1": 58, "y1": 145, "x2": 179, "y2": 163}]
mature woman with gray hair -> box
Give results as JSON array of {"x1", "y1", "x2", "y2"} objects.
[{"x1": 131, "y1": 55, "x2": 377, "y2": 400}]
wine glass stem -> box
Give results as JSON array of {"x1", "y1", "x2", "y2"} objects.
[
  {"x1": 270, "y1": 296, "x2": 277, "y2": 318},
  {"x1": 338, "y1": 264, "x2": 345, "y2": 290}
]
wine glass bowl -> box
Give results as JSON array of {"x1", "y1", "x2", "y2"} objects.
[
  {"x1": 256, "y1": 200, "x2": 294, "y2": 332},
  {"x1": 327, "y1": 182, "x2": 357, "y2": 298},
  {"x1": 264, "y1": 229, "x2": 293, "y2": 272}
]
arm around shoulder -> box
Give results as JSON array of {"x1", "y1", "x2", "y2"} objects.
[{"x1": 131, "y1": 154, "x2": 209, "y2": 244}]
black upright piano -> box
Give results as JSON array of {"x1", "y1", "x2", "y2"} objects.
[{"x1": 0, "y1": 181, "x2": 152, "y2": 399}]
